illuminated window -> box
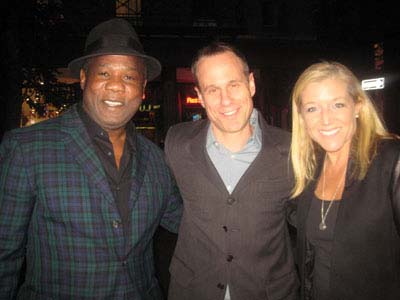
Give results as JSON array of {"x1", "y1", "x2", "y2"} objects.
[{"x1": 116, "y1": 0, "x2": 141, "y2": 17}]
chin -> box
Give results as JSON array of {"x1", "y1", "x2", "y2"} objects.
[{"x1": 320, "y1": 143, "x2": 347, "y2": 154}]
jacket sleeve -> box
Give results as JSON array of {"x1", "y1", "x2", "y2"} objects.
[
  {"x1": 159, "y1": 126, "x2": 183, "y2": 234},
  {"x1": 391, "y1": 152, "x2": 400, "y2": 236},
  {"x1": 0, "y1": 133, "x2": 35, "y2": 298},
  {"x1": 159, "y1": 170, "x2": 182, "y2": 234}
]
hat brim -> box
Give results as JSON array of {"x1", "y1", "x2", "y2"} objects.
[{"x1": 67, "y1": 50, "x2": 162, "y2": 81}]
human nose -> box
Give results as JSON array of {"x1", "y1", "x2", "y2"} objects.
[
  {"x1": 220, "y1": 88, "x2": 233, "y2": 106},
  {"x1": 320, "y1": 106, "x2": 332, "y2": 124},
  {"x1": 105, "y1": 76, "x2": 125, "y2": 92}
]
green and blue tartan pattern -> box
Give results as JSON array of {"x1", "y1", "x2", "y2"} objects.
[{"x1": 0, "y1": 105, "x2": 182, "y2": 299}]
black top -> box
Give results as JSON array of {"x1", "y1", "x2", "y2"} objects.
[
  {"x1": 295, "y1": 140, "x2": 400, "y2": 300},
  {"x1": 78, "y1": 103, "x2": 135, "y2": 236},
  {"x1": 306, "y1": 195, "x2": 341, "y2": 300}
]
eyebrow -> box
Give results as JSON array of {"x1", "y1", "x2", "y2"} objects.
[
  {"x1": 203, "y1": 79, "x2": 243, "y2": 89},
  {"x1": 97, "y1": 63, "x2": 141, "y2": 72},
  {"x1": 302, "y1": 96, "x2": 348, "y2": 104}
]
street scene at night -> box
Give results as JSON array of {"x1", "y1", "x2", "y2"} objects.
[{"x1": 0, "y1": 1, "x2": 399, "y2": 299}]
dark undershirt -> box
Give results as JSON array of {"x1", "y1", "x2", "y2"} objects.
[
  {"x1": 78, "y1": 104, "x2": 135, "y2": 236},
  {"x1": 306, "y1": 195, "x2": 341, "y2": 300}
]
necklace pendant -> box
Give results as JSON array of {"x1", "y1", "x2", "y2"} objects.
[{"x1": 319, "y1": 221, "x2": 327, "y2": 230}]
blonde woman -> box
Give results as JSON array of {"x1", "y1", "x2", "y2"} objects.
[{"x1": 289, "y1": 61, "x2": 400, "y2": 300}]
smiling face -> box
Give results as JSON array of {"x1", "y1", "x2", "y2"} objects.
[
  {"x1": 80, "y1": 55, "x2": 146, "y2": 133},
  {"x1": 194, "y1": 51, "x2": 255, "y2": 142},
  {"x1": 300, "y1": 77, "x2": 361, "y2": 157}
]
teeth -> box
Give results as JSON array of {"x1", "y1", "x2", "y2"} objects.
[
  {"x1": 320, "y1": 128, "x2": 339, "y2": 136},
  {"x1": 104, "y1": 100, "x2": 123, "y2": 107},
  {"x1": 223, "y1": 110, "x2": 236, "y2": 116}
]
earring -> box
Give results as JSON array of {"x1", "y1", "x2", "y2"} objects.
[{"x1": 355, "y1": 114, "x2": 359, "y2": 118}]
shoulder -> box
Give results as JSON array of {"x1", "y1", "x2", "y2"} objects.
[
  {"x1": 0, "y1": 107, "x2": 82, "y2": 156},
  {"x1": 136, "y1": 133, "x2": 164, "y2": 157},
  {"x1": 1, "y1": 112, "x2": 70, "y2": 145},
  {"x1": 135, "y1": 134, "x2": 175, "y2": 181},
  {"x1": 264, "y1": 124, "x2": 291, "y2": 143},
  {"x1": 260, "y1": 118, "x2": 292, "y2": 155},
  {"x1": 167, "y1": 120, "x2": 207, "y2": 139},
  {"x1": 165, "y1": 119, "x2": 207, "y2": 146},
  {"x1": 377, "y1": 138, "x2": 400, "y2": 159},
  {"x1": 364, "y1": 138, "x2": 400, "y2": 181}
]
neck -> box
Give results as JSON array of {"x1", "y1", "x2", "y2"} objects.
[
  {"x1": 212, "y1": 125, "x2": 253, "y2": 153},
  {"x1": 107, "y1": 127, "x2": 126, "y2": 144},
  {"x1": 324, "y1": 144, "x2": 351, "y2": 170}
]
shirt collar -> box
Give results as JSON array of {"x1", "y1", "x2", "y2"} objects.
[{"x1": 77, "y1": 102, "x2": 136, "y2": 152}]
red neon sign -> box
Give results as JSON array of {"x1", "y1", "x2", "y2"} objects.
[{"x1": 186, "y1": 96, "x2": 201, "y2": 105}]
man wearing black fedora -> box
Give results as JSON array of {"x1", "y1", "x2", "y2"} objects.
[{"x1": 0, "y1": 18, "x2": 182, "y2": 299}]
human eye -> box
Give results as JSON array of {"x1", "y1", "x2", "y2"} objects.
[
  {"x1": 124, "y1": 75, "x2": 134, "y2": 81},
  {"x1": 334, "y1": 102, "x2": 345, "y2": 109},
  {"x1": 124, "y1": 73, "x2": 140, "y2": 81},
  {"x1": 98, "y1": 71, "x2": 109, "y2": 78},
  {"x1": 206, "y1": 87, "x2": 217, "y2": 95},
  {"x1": 307, "y1": 107, "x2": 317, "y2": 113},
  {"x1": 304, "y1": 105, "x2": 318, "y2": 113}
]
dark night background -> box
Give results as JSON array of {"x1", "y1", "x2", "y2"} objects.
[
  {"x1": 1, "y1": 0, "x2": 399, "y2": 140},
  {"x1": 0, "y1": 0, "x2": 399, "y2": 297}
]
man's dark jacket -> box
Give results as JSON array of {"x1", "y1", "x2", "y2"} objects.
[
  {"x1": 165, "y1": 113, "x2": 299, "y2": 300},
  {"x1": 0, "y1": 104, "x2": 182, "y2": 299}
]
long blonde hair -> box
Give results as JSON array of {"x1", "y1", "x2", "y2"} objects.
[{"x1": 290, "y1": 61, "x2": 390, "y2": 198}]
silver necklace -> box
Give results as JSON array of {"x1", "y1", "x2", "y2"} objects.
[{"x1": 319, "y1": 158, "x2": 345, "y2": 231}]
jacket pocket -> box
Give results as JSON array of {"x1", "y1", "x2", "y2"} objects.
[
  {"x1": 266, "y1": 270, "x2": 299, "y2": 300},
  {"x1": 169, "y1": 256, "x2": 195, "y2": 287}
]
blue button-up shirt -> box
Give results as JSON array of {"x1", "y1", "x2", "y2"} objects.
[{"x1": 206, "y1": 108, "x2": 262, "y2": 194}]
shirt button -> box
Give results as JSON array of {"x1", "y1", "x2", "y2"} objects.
[
  {"x1": 122, "y1": 260, "x2": 128, "y2": 267},
  {"x1": 227, "y1": 197, "x2": 235, "y2": 205},
  {"x1": 226, "y1": 255, "x2": 234, "y2": 262},
  {"x1": 231, "y1": 154, "x2": 235, "y2": 159},
  {"x1": 115, "y1": 186, "x2": 120, "y2": 191},
  {"x1": 112, "y1": 219, "x2": 121, "y2": 229},
  {"x1": 107, "y1": 151, "x2": 112, "y2": 156},
  {"x1": 217, "y1": 283, "x2": 225, "y2": 289},
  {"x1": 222, "y1": 226, "x2": 228, "y2": 232}
]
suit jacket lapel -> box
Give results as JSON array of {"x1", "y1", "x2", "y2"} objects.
[
  {"x1": 127, "y1": 133, "x2": 147, "y2": 211},
  {"x1": 189, "y1": 121, "x2": 227, "y2": 194},
  {"x1": 60, "y1": 106, "x2": 115, "y2": 203},
  {"x1": 234, "y1": 116, "x2": 290, "y2": 192}
]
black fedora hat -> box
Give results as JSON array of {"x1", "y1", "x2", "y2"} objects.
[{"x1": 68, "y1": 18, "x2": 161, "y2": 81}]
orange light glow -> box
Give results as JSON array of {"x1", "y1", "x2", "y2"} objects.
[{"x1": 186, "y1": 96, "x2": 201, "y2": 105}]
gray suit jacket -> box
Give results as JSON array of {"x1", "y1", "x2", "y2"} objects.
[{"x1": 165, "y1": 114, "x2": 299, "y2": 300}]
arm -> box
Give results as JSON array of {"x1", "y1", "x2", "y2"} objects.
[
  {"x1": 0, "y1": 133, "x2": 35, "y2": 298},
  {"x1": 159, "y1": 174, "x2": 182, "y2": 234},
  {"x1": 159, "y1": 127, "x2": 183, "y2": 234}
]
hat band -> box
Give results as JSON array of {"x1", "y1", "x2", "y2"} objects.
[{"x1": 85, "y1": 35, "x2": 144, "y2": 55}]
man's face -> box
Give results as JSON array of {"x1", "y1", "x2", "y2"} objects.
[
  {"x1": 80, "y1": 55, "x2": 146, "y2": 132},
  {"x1": 195, "y1": 51, "x2": 255, "y2": 141}
]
